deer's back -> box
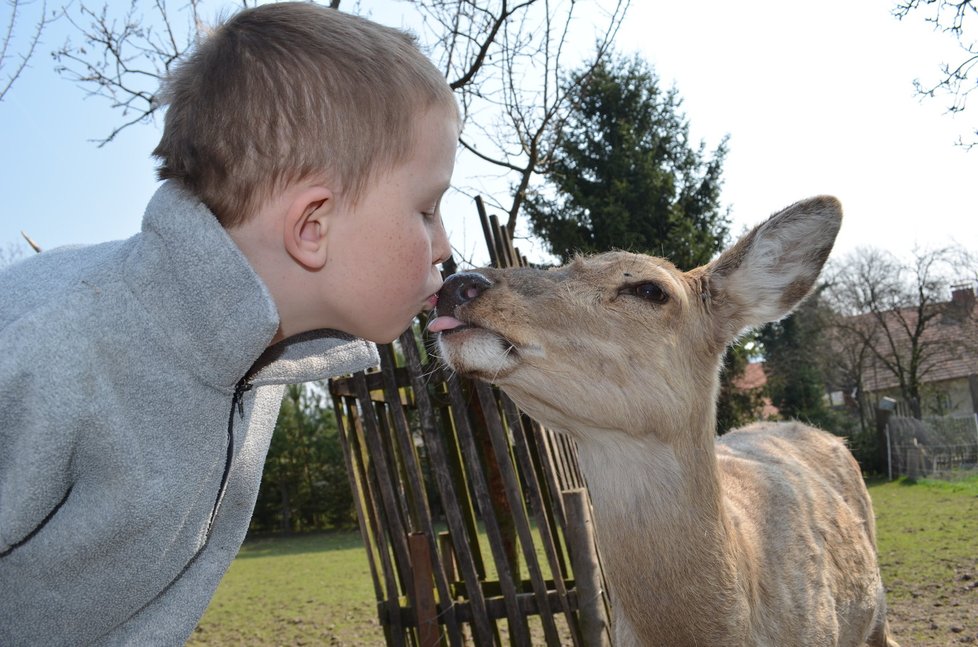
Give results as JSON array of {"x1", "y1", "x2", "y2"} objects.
[
  {"x1": 717, "y1": 420, "x2": 874, "y2": 537},
  {"x1": 715, "y1": 421, "x2": 883, "y2": 646}
]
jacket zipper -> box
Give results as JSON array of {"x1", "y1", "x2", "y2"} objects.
[
  {"x1": 0, "y1": 487, "x2": 73, "y2": 558},
  {"x1": 206, "y1": 377, "x2": 253, "y2": 536}
]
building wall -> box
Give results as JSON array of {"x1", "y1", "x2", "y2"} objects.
[
  {"x1": 863, "y1": 375, "x2": 978, "y2": 419},
  {"x1": 938, "y1": 376, "x2": 978, "y2": 417}
]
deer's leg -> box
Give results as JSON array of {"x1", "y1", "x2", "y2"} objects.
[{"x1": 866, "y1": 616, "x2": 900, "y2": 647}]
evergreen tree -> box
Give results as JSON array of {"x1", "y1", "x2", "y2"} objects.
[
  {"x1": 524, "y1": 52, "x2": 762, "y2": 428},
  {"x1": 523, "y1": 53, "x2": 729, "y2": 271},
  {"x1": 757, "y1": 289, "x2": 837, "y2": 429},
  {"x1": 716, "y1": 337, "x2": 767, "y2": 434},
  {"x1": 251, "y1": 384, "x2": 355, "y2": 533}
]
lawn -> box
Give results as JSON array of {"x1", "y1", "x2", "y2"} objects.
[
  {"x1": 871, "y1": 475, "x2": 978, "y2": 646},
  {"x1": 190, "y1": 476, "x2": 978, "y2": 646},
  {"x1": 187, "y1": 531, "x2": 382, "y2": 646}
]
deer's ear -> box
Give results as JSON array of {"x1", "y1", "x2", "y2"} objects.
[{"x1": 703, "y1": 196, "x2": 842, "y2": 344}]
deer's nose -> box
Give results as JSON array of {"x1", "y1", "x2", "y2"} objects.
[{"x1": 437, "y1": 272, "x2": 492, "y2": 316}]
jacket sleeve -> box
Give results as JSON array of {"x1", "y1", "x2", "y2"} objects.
[
  {"x1": 0, "y1": 250, "x2": 88, "y2": 557},
  {"x1": 0, "y1": 304, "x2": 91, "y2": 646},
  {"x1": 0, "y1": 334, "x2": 77, "y2": 558}
]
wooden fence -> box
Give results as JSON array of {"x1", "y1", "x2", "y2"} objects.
[{"x1": 328, "y1": 198, "x2": 612, "y2": 646}]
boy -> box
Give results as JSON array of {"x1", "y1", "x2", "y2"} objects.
[{"x1": 0, "y1": 3, "x2": 459, "y2": 644}]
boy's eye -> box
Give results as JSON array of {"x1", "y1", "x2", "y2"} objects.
[
  {"x1": 421, "y1": 194, "x2": 444, "y2": 220},
  {"x1": 421, "y1": 203, "x2": 441, "y2": 220}
]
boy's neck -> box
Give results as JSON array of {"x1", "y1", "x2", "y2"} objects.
[{"x1": 225, "y1": 187, "x2": 319, "y2": 347}]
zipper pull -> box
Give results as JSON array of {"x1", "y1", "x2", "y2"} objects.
[{"x1": 233, "y1": 379, "x2": 253, "y2": 417}]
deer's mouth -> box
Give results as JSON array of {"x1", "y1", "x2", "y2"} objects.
[
  {"x1": 430, "y1": 314, "x2": 517, "y2": 351},
  {"x1": 427, "y1": 315, "x2": 471, "y2": 335},
  {"x1": 429, "y1": 314, "x2": 525, "y2": 379}
]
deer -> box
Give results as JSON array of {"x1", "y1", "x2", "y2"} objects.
[{"x1": 428, "y1": 196, "x2": 900, "y2": 647}]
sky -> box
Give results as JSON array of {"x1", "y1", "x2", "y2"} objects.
[{"x1": 1, "y1": 0, "x2": 976, "y2": 273}]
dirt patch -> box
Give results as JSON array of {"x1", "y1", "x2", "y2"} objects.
[{"x1": 886, "y1": 559, "x2": 978, "y2": 646}]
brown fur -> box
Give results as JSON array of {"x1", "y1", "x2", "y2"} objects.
[{"x1": 435, "y1": 197, "x2": 899, "y2": 647}]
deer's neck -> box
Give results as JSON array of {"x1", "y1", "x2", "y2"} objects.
[{"x1": 575, "y1": 416, "x2": 753, "y2": 644}]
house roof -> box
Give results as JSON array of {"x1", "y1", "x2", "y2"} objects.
[
  {"x1": 738, "y1": 361, "x2": 768, "y2": 390},
  {"x1": 735, "y1": 362, "x2": 780, "y2": 418},
  {"x1": 840, "y1": 287, "x2": 978, "y2": 393}
]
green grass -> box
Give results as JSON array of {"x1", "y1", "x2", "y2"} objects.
[
  {"x1": 871, "y1": 475, "x2": 978, "y2": 596},
  {"x1": 869, "y1": 474, "x2": 978, "y2": 644},
  {"x1": 191, "y1": 476, "x2": 978, "y2": 646},
  {"x1": 188, "y1": 531, "x2": 382, "y2": 646}
]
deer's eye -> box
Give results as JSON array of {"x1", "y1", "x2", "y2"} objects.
[{"x1": 631, "y1": 282, "x2": 668, "y2": 304}]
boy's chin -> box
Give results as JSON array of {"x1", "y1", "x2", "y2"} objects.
[{"x1": 367, "y1": 324, "x2": 411, "y2": 345}]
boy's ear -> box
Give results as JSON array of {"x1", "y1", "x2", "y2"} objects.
[{"x1": 283, "y1": 186, "x2": 334, "y2": 270}]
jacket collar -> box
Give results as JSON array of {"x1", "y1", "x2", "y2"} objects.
[{"x1": 125, "y1": 181, "x2": 377, "y2": 389}]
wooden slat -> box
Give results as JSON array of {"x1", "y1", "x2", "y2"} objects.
[
  {"x1": 377, "y1": 340, "x2": 464, "y2": 646},
  {"x1": 335, "y1": 398, "x2": 404, "y2": 640},
  {"x1": 500, "y1": 395, "x2": 583, "y2": 646},
  {"x1": 399, "y1": 333, "x2": 497, "y2": 647},
  {"x1": 353, "y1": 373, "x2": 414, "y2": 596},
  {"x1": 372, "y1": 401, "x2": 415, "y2": 537},
  {"x1": 409, "y1": 532, "x2": 441, "y2": 647},
  {"x1": 328, "y1": 194, "x2": 609, "y2": 646},
  {"x1": 384, "y1": 589, "x2": 582, "y2": 626},
  {"x1": 332, "y1": 398, "x2": 385, "y2": 603},
  {"x1": 488, "y1": 213, "x2": 514, "y2": 268},
  {"x1": 475, "y1": 196, "x2": 499, "y2": 268},
  {"x1": 563, "y1": 490, "x2": 612, "y2": 647},
  {"x1": 444, "y1": 373, "x2": 533, "y2": 645},
  {"x1": 474, "y1": 384, "x2": 563, "y2": 646}
]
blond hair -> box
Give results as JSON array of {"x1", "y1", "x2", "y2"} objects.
[{"x1": 153, "y1": 2, "x2": 458, "y2": 227}]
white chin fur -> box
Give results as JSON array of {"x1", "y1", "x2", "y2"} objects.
[{"x1": 438, "y1": 330, "x2": 519, "y2": 378}]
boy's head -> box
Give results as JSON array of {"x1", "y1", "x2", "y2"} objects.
[{"x1": 153, "y1": 2, "x2": 459, "y2": 227}]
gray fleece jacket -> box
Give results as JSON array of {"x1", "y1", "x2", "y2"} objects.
[{"x1": 0, "y1": 181, "x2": 379, "y2": 645}]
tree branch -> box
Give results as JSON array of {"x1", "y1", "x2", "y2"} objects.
[
  {"x1": 1, "y1": 0, "x2": 55, "y2": 102},
  {"x1": 896, "y1": 0, "x2": 978, "y2": 147},
  {"x1": 53, "y1": 0, "x2": 204, "y2": 146}
]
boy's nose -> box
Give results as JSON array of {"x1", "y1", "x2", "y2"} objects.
[{"x1": 437, "y1": 272, "x2": 492, "y2": 316}]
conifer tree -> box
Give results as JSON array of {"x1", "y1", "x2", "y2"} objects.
[{"x1": 523, "y1": 53, "x2": 729, "y2": 271}]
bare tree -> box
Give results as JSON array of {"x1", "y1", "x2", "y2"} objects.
[
  {"x1": 412, "y1": 0, "x2": 630, "y2": 232},
  {"x1": 895, "y1": 0, "x2": 978, "y2": 148},
  {"x1": 53, "y1": 0, "x2": 630, "y2": 230},
  {"x1": 53, "y1": 0, "x2": 210, "y2": 145},
  {"x1": 0, "y1": 242, "x2": 25, "y2": 268},
  {"x1": 821, "y1": 315, "x2": 875, "y2": 433},
  {"x1": 2, "y1": 0, "x2": 55, "y2": 102},
  {"x1": 824, "y1": 245, "x2": 978, "y2": 419}
]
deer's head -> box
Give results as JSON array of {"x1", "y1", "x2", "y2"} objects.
[{"x1": 431, "y1": 197, "x2": 842, "y2": 442}]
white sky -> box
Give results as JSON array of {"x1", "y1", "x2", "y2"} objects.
[{"x1": 1, "y1": 0, "x2": 975, "y2": 272}]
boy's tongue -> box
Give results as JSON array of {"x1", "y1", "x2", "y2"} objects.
[{"x1": 427, "y1": 316, "x2": 465, "y2": 333}]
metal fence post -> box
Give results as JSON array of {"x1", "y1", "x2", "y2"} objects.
[{"x1": 886, "y1": 422, "x2": 892, "y2": 481}]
